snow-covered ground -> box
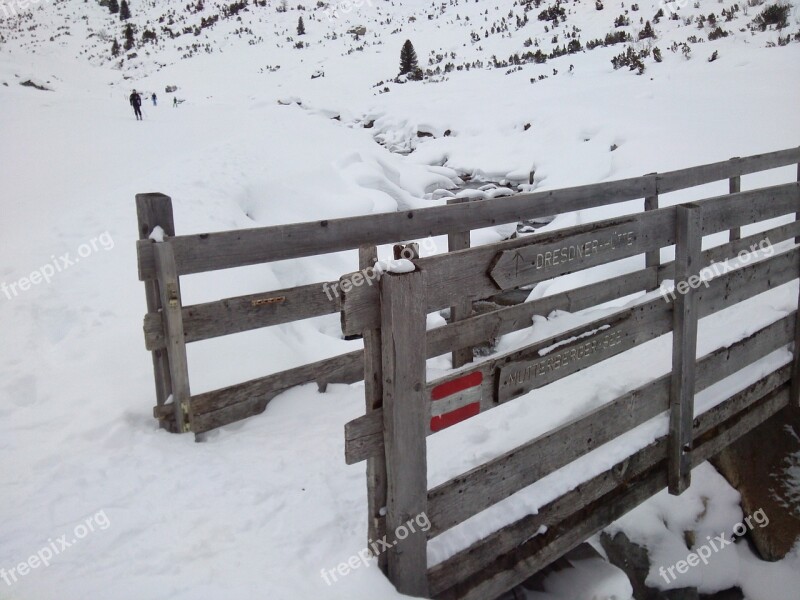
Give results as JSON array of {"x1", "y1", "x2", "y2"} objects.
[{"x1": 1, "y1": 1, "x2": 800, "y2": 598}]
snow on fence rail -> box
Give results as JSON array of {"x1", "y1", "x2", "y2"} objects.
[
  {"x1": 339, "y1": 160, "x2": 800, "y2": 598},
  {"x1": 136, "y1": 147, "x2": 800, "y2": 438}
]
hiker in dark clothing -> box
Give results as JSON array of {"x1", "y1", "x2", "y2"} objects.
[
  {"x1": 130, "y1": 90, "x2": 143, "y2": 120},
  {"x1": 151, "y1": 93, "x2": 157, "y2": 107}
]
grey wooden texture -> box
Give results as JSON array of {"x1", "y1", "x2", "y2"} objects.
[
  {"x1": 154, "y1": 242, "x2": 192, "y2": 433},
  {"x1": 143, "y1": 280, "x2": 341, "y2": 350},
  {"x1": 182, "y1": 350, "x2": 364, "y2": 433},
  {"x1": 700, "y1": 182, "x2": 800, "y2": 234},
  {"x1": 137, "y1": 175, "x2": 657, "y2": 280},
  {"x1": 342, "y1": 209, "x2": 676, "y2": 335},
  {"x1": 136, "y1": 148, "x2": 800, "y2": 281},
  {"x1": 447, "y1": 198, "x2": 474, "y2": 369},
  {"x1": 345, "y1": 247, "x2": 800, "y2": 465},
  {"x1": 655, "y1": 147, "x2": 800, "y2": 194},
  {"x1": 669, "y1": 204, "x2": 702, "y2": 495},
  {"x1": 341, "y1": 183, "x2": 800, "y2": 336},
  {"x1": 425, "y1": 314, "x2": 794, "y2": 539},
  {"x1": 428, "y1": 366, "x2": 791, "y2": 599},
  {"x1": 644, "y1": 190, "x2": 660, "y2": 274},
  {"x1": 488, "y1": 212, "x2": 670, "y2": 290},
  {"x1": 380, "y1": 270, "x2": 429, "y2": 597},
  {"x1": 359, "y1": 246, "x2": 388, "y2": 574},
  {"x1": 729, "y1": 163, "x2": 742, "y2": 241},
  {"x1": 136, "y1": 194, "x2": 175, "y2": 414}
]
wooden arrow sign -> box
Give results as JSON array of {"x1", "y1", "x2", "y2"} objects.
[{"x1": 488, "y1": 214, "x2": 668, "y2": 290}]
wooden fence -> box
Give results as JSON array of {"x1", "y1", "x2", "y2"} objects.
[
  {"x1": 340, "y1": 152, "x2": 800, "y2": 598},
  {"x1": 137, "y1": 147, "x2": 800, "y2": 438}
]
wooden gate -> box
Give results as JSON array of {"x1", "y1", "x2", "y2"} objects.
[{"x1": 341, "y1": 162, "x2": 800, "y2": 598}]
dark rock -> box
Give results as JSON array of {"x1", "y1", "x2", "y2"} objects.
[
  {"x1": 709, "y1": 409, "x2": 800, "y2": 561},
  {"x1": 417, "y1": 130, "x2": 434, "y2": 138},
  {"x1": 20, "y1": 80, "x2": 51, "y2": 91},
  {"x1": 700, "y1": 588, "x2": 744, "y2": 600},
  {"x1": 600, "y1": 531, "x2": 699, "y2": 600}
]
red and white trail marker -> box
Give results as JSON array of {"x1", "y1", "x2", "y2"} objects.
[{"x1": 429, "y1": 371, "x2": 483, "y2": 433}]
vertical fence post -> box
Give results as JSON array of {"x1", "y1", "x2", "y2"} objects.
[
  {"x1": 153, "y1": 242, "x2": 193, "y2": 434},
  {"x1": 381, "y1": 269, "x2": 429, "y2": 597},
  {"x1": 447, "y1": 197, "x2": 474, "y2": 368},
  {"x1": 644, "y1": 175, "x2": 661, "y2": 292},
  {"x1": 729, "y1": 157, "x2": 741, "y2": 242},
  {"x1": 136, "y1": 193, "x2": 175, "y2": 430},
  {"x1": 668, "y1": 203, "x2": 702, "y2": 495},
  {"x1": 359, "y1": 245, "x2": 388, "y2": 574}
]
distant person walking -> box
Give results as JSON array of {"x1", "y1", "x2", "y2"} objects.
[
  {"x1": 151, "y1": 93, "x2": 157, "y2": 107},
  {"x1": 173, "y1": 96, "x2": 178, "y2": 108},
  {"x1": 130, "y1": 90, "x2": 143, "y2": 120}
]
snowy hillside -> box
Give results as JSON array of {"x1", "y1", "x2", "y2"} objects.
[{"x1": 1, "y1": 0, "x2": 800, "y2": 599}]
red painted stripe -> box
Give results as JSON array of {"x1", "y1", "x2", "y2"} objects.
[
  {"x1": 430, "y1": 402, "x2": 481, "y2": 433},
  {"x1": 431, "y1": 371, "x2": 483, "y2": 400}
]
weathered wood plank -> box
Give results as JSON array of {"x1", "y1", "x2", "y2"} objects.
[
  {"x1": 429, "y1": 370, "x2": 791, "y2": 599},
  {"x1": 656, "y1": 147, "x2": 800, "y2": 194},
  {"x1": 137, "y1": 175, "x2": 658, "y2": 280},
  {"x1": 144, "y1": 281, "x2": 341, "y2": 350},
  {"x1": 342, "y1": 209, "x2": 675, "y2": 336},
  {"x1": 644, "y1": 190, "x2": 660, "y2": 278},
  {"x1": 669, "y1": 204, "x2": 702, "y2": 495},
  {"x1": 447, "y1": 198, "x2": 474, "y2": 369},
  {"x1": 359, "y1": 245, "x2": 388, "y2": 574},
  {"x1": 380, "y1": 270, "x2": 429, "y2": 597},
  {"x1": 427, "y1": 365, "x2": 791, "y2": 597},
  {"x1": 700, "y1": 183, "x2": 800, "y2": 235},
  {"x1": 728, "y1": 163, "x2": 742, "y2": 241},
  {"x1": 425, "y1": 314, "x2": 794, "y2": 538},
  {"x1": 342, "y1": 183, "x2": 800, "y2": 336},
  {"x1": 345, "y1": 249, "x2": 799, "y2": 465},
  {"x1": 488, "y1": 216, "x2": 660, "y2": 290},
  {"x1": 188, "y1": 350, "x2": 363, "y2": 433},
  {"x1": 154, "y1": 242, "x2": 192, "y2": 433},
  {"x1": 136, "y1": 193, "x2": 175, "y2": 415}
]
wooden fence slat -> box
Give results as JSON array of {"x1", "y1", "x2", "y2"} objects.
[
  {"x1": 644, "y1": 174, "x2": 660, "y2": 283},
  {"x1": 345, "y1": 248, "x2": 800, "y2": 465},
  {"x1": 428, "y1": 366, "x2": 791, "y2": 598},
  {"x1": 359, "y1": 245, "x2": 388, "y2": 574},
  {"x1": 447, "y1": 198, "x2": 474, "y2": 369},
  {"x1": 668, "y1": 203, "x2": 702, "y2": 495},
  {"x1": 136, "y1": 193, "x2": 175, "y2": 419},
  {"x1": 143, "y1": 280, "x2": 341, "y2": 350},
  {"x1": 153, "y1": 242, "x2": 192, "y2": 433},
  {"x1": 425, "y1": 314, "x2": 794, "y2": 538},
  {"x1": 380, "y1": 270, "x2": 429, "y2": 597},
  {"x1": 137, "y1": 176, "x2": 659, "y2": 280},
  {"x1": 728, "y1": 157, "x2": 742, "y2": 241}
]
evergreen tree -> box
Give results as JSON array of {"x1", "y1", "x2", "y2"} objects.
[
  {"x1": 111, "y1": 38, "x2": 120, "y2": 57},
  {"x1": 124, "y1": 23, "x2": 135, "y2": 50},
  {"x1": 399, "y1": 39, "x2": 421, "y2": 78},
  {"x1": 109, "y1": 0, "x2": 120, "y2": 14},
  {"x1": 297, "y1": 16, "x2": 305, "y2": 35},
  {"x1": 120, "y1": 0, "x2": 130, "y2": 21}
]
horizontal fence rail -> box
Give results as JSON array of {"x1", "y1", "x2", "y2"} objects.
[
  {"x1": 331, "y1": 147, "x2": 800, "y2": 599},
  {"x1": 138, "y1": 148, "x2": 799, "y2": 436}
]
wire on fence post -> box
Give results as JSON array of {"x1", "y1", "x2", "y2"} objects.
[
  {"x1": 380, "y1": 268, "x2": 429, "y2": 597},
  {"x1": 668, "y1": 203, "x2": 702, "y2": 495}
]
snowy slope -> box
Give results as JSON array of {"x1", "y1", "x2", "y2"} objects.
[{"x1": 1, "y1": 1, "x2": 800, "y2": 599}]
